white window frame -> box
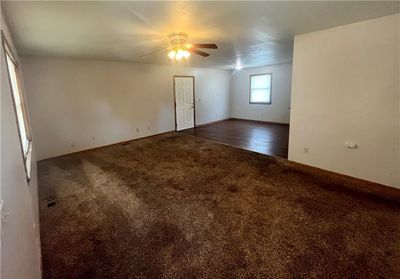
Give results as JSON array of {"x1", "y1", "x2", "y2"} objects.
[
  {"x1": 2, "y1": 31, "x2": 32, "y2": 182},
  {"x1": 249, "y1": 73, "x2": 272, "y2": 104}
]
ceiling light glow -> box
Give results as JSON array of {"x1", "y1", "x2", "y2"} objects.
[
  {"x1": 235, "y1": 64, "x2": 243, "y2": 70},
  {"x1": 183, "y1": 50, "x2": 190, "y2": 58},
  {"x1": 175, "y1": 49, "x2": 184, "y2": 60},
  {"x1": 168, "y1": 49, "x2": 190, "y2": 61},
  {"x1": 168, "y1": 50, "x2": 176, "y2": 59}
]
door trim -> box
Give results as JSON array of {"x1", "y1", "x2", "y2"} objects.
[{"x1": 173, "y1": 75, "x2": 196, "y2": 131}]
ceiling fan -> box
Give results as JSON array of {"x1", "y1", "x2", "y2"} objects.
[{"x1": 167, "y1": 32, "x2": 217, "y2": 60}]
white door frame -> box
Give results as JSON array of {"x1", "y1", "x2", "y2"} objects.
[{"x1": 173, "y1": 75, "x2": 196, "y2": 131}]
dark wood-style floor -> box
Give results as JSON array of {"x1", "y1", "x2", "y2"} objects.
[{"x1": 181, "y1": 118, "x2": 290, "y2": 158}]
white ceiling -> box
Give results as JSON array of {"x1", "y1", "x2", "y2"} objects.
[{"x1": 2, "y1": 1, "x2": 399, "y2": 69}]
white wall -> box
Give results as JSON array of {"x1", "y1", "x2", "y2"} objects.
[
  {"x1": 0, "y1": 12, "x2": 42, "y2": 279},
  {"x1": 289, "y1": 14, "x2": 400, "y2": 188},
  {"x1": 230, "y1": 63, "x2": 292, "y2": 124},
  {"x1": 21, "y1": 57, "x2": 231, "y2": 160}
]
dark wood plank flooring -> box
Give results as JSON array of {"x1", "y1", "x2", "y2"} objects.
[{"x1": 181, "y1": 118, "x2": 290, "y2": 158}]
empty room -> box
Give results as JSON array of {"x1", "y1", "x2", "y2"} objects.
[{"x1": 1, "y1": 1, "x2": 399, "y2": 278}]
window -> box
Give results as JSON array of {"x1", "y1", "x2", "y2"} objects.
[
  {"x1": 249, "y1": 73, "x2": 272, "y2": 104},
  {"x1": 2, "y1": 32, "x2": 32, "y2": 181}
]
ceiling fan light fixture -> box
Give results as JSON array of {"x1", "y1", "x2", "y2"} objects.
[
  {"x1": 167, "y1": 32, "x2": 215, "y2": 60},
  {"x1": 175, "y1": 49, "x2": 184, "y2": 60},
  {"x1": 169, "y1": 49, "x2": 190, "y2": 60}
]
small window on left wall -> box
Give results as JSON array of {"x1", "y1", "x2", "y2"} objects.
[{"x1": 2, "y1": 33, "x2": 32, "y2": 181}]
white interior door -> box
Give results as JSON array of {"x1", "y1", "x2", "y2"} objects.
[{"x1": 174, "y1": 76, "x2": 195, "y2": 131}]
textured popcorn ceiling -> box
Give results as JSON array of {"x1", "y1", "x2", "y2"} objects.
[{"x1": 2, "y1": 1, "x2": 399, "y2": 69}]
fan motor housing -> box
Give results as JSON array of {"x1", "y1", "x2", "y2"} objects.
[{"x1": 169, "y1": 32, "x2": 189, "y2": 47}]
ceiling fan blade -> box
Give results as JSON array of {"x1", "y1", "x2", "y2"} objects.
[
  {"x1": 189, "y1": 48, "x2": 210, "y2": 57},
  {"x1": 191, "y1": 43, "x2": 218, "y2": 49}
]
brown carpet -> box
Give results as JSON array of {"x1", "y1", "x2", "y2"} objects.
[{"x1": 38, "y1": 132, "x2": 400, "y2": 279}]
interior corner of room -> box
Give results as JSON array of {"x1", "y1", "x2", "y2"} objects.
[{"x1": 1, "y1": 1, "x2": 399, "y2": 278}]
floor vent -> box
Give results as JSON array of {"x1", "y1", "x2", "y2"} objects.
[{"x1": 47, "y1": 198, "x2": 56, "y2": 208}]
